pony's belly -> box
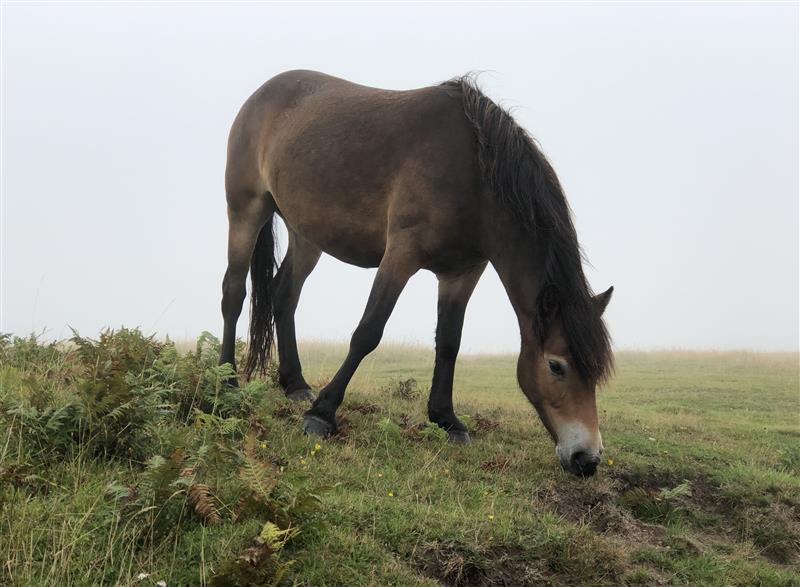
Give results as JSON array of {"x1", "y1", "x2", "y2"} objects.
[
  {"x1": 314, "y1": 236, "x2": 385, "y2": 269},
  {"x1": 276, "y1": 203, "x2": 386, "y2": 269}
]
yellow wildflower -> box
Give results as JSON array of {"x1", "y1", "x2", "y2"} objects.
[{"x1": 388, "y1": 491, "x2": 394, "y2": 497}]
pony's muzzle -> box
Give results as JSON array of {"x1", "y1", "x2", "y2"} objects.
[
  {"x1": 569, "y1": 451, "x2": 601, "y2": 477},
  {"x1": 556, "y1": 449, "x2": 601, "y2": 477},
  {"x1": 554, "y1": 423, "x2": 603, "y2": 477}
]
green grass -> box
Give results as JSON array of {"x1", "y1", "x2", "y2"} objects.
[{"x1": 2, "y1": 333, "x2": 798, "y2": 586}]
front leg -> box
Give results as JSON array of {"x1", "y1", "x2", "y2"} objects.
[
  {"x1": 303, "y1": 245, "x2": 419, "y2": 437},
  {"x1": 428, "y1": 263, "x2": 487, "y2": 443}
]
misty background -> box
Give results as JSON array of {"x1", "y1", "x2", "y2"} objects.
[{"x1": 2, "y1": 2, "x2": 798, "y2": 353}]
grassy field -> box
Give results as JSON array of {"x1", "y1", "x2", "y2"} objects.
[{"x1": 1, "y1": 331, "x2": 798, "y2": 586}]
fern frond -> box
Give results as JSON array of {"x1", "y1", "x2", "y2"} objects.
[
  {"x1": 187, "y1": 483, "x2": 221, "y2": 525},
  {"x1": 239, "y1": 456, "x2": 277, "y2": 502}
]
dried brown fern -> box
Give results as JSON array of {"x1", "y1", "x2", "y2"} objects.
[{"x1": 187, "y1": 483, "x2": 221, "y2": 525}]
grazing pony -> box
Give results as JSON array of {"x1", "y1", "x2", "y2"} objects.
[{"x1": 219, "y1": 70, "x2": 613, "y2": 476}]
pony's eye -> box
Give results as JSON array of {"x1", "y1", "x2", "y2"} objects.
[{"x1": 548, "y1": 359, "x2": 566, "y2": 377}]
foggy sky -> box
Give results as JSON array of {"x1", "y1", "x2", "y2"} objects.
[{"x1": 2, "y1": 2, "x2": 798, "y2": 352}]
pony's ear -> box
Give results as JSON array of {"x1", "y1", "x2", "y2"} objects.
[{"x1": 593, "y1": 286, "x2": 614, "y2": 315}]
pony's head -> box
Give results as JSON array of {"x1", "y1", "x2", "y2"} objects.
[
  {"x1": 518, "y1": 286, "x2": 614, "y2": 476},
  {"x1": 448, "y1": 74, "x2": 615, "y2": 475}
]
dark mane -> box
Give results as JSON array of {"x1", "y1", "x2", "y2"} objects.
[{"x1": 443, "y1": 75, "x2": 613, "y2": 382}]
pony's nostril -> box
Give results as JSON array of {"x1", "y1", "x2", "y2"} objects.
[{"x1": 571, "y1": 451, "x2": 600, "y2": 477}]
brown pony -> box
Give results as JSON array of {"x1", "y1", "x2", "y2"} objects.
[{"x1": 219, "y1": 70, "x2": 613, "y2": 477}]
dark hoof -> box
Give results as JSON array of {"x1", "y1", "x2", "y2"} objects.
[
  {"x1": 447, "y1": 429, "x2": 471, "y2": 444},
  {"x1": 303, "y1": 415, "x2": 334, "y2": 438},
  {"x1": 286, "y1": 388, "x2": 316, "y2": 402}
]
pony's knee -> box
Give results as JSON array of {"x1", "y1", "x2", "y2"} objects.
[{"x1": 350, "y1": 323, "x2": 382, "y2": 357}]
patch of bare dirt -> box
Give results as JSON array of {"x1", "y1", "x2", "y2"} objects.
[
  {"x1": 608, "y1": 467, "x2": 800, "y2": 565},
  {"x1": 416, "y1": 541, "x2": 554, "y2": 587},
  {"x1": 535, "y1": 476, "x2": 666, "y2": 545},
  {"x1": 609, "y1": 467, "x2": 684, "y2": 494}
]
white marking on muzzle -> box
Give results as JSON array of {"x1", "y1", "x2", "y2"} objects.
[{"x1": 554, "y1": 421, "x2": 602, "y2": 466}]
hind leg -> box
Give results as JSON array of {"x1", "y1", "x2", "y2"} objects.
[
  {"x1": 219, "y1": 191, "x2": 273, "y2": 378},
  {"x1": 272, "y1": 229, "x2": 321, "y2": 401}
]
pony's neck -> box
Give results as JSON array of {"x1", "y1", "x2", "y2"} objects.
[
  {"x1": 485, "y1": 211, "x2": 546, "y2": 348},
  {"x1": 484, "y1": 211, "x2": 550, "y2": 408}
]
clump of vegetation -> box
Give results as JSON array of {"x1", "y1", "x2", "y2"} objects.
[
  {"x1": 376, "y1": 416, "x2": 403, "y2": 439},
  {"x1": 211, "y1": 521, "x2": 299, "y2": 586},
  {"x1": 1, "y1": 329, "x2": 265, "y2": 461},
  {"x1": 0, "y1": 329, "x2": 324, "y2": 586},
  {"x1": 381, "y1": 377, "x2": 422, "y2": 400},
  {"x1": 401, "y1": 420, "x2": 450, "y2": 442}
]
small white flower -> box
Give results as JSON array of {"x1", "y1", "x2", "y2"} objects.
[
  {"x1": 137, "y1": 573, "x2": 150, "y2": 581},
  {"x1": 157, "y1": 581, "x2": 167, "y2": 587}
]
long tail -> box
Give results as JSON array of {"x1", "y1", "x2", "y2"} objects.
[{"x1": 243, "y1": 214, "x2": 278, "y2": 380}]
